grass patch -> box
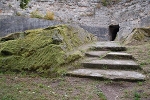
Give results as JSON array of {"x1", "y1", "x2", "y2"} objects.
[
  {"x1": 134, "y1": 92, "x2": 141, "y2": 100},
  {"x1": 44, "y1": 10, "x2": 54, "y2": 20},
  {"x1": 97, "y1": 91, "x2": 107, "y2": 100},
  {"x1": 30, "y1": 10, "x2": 43, "y2": 19},
  {"x1": 126, "y1": 41, "x2": 150, "y2": 67}
]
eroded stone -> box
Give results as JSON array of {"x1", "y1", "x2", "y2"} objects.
[
  {"x1": 67, "y1": 69, "x2": 146, "y2": 81},
  {"x1": 85, "y1": 51, "x2": 108, "y2": 57},
  {"x1": 82, "y1": 59, "x2": 141, "y2": 70},
  {"x1": 91, "y1": 41, "x2": 126, "y2": 51},
  {"x1": 104, "y1": 52, "x2": 135, "y2": 60}
]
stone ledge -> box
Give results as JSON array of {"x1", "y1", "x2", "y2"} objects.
[{"x1": 67, "y1": 69, "x2": 146, "y2": 81}]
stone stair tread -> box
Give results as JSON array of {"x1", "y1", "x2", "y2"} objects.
[
  {"x1": 83, "y1": 59, "x2": 138, "y2": 65},
  {"x1": 93, "y1": 41, "x2": 122, "y2": 47},
  {"x1": 107, "y1": 52, "x2": 131, "y2": 56},
  {"x1": 82, "y1": 59, "x2": 141, "y2": 70},
  {"x1": 67, "y1": 69, "x2": 146, "y2": 81},
  {"x1": 104, "y1": 52, "x2": 135, "y2": 60},
  {"x1": 85, "y1": 51, "x2": 108, "y2": 57},
  {"x1": 91, "y1": 41, "x2": 126, "y2": 51}
]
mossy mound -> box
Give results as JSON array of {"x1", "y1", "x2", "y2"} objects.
[
  {"x1": 123, "y1": 27, "x2": 150, "y2": 45},
  {"x1": 0, "y1": 24, "x2": 96, "y2": 77}
]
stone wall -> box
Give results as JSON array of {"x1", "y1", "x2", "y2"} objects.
[
  {"x1": 0, "y1": 0, "x2": 150, "y2": 40},
  {"x1": 0, "y1": 16, "x2": 109, "y2": 40},
  {"x1": 0, "y1": 16, "x2": 61, "y2": 37}
]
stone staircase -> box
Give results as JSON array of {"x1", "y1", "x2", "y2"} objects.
[{"x1": 67, "y1": 41, "x2": 146, "y2": 81}]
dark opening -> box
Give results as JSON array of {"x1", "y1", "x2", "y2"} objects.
[{"x1": 109, "y1": 24, "x2": 120, "y2": 41}]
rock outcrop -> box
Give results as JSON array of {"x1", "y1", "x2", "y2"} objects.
[
  {"x1": 123, "y1": 27, "x2": 150, "y2": 45},
  {"x1": 0, "y1": 24, "x2": 96, "y2": 76}
]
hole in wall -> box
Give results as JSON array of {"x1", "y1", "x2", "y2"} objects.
[{"x1": 109, "y1": 24, "x2": 120, "y2": 41}]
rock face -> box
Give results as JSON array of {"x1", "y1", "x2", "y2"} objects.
[
  {"x1": 1, "y1": 0, "x2": 150, "y2": 40},
  {"x1": 123, "y1": 27, "x2": 150, "y2": 45},
  {"x1": 0, "y1": 16, "x2": 109, "y2": 41},
  {"x1": 0, "y1": 16, "x2": 61, "y2": 37}
]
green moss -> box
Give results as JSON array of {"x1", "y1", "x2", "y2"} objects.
[
  {"x1": 0, "y1": 25, "x2": 95, "y2": 77},
  {"x1": 66, "y1": 51, "x2": 83, "y2": 63},
  {"x1": 20, "y1": 0, "x2": 30, "y2": 9},
  {"x1": 123, "y1": 27, "x2": 150, "y2": 45},
  {"x1": 30, "y1": 10, "x2": 43, "y2": 19}
]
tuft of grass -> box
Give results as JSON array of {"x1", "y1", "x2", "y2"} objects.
[
  {"x1": 20, "y1": 0, "x2": 30, "y2": 9},
  {"x1": 101, "y1": 0, "x2": 108, "y2": 6},
  {"x1": 30, "y1": 10, "x2": 43, "y2": 19},
  {"x1": 1, "y1": 95, "x2": 16, "y2": 100},
  {"x1": 16, "y1": 12, "x2": 21, "y2": 16},
  {"x1": 134, "y1": 92, "x2": 141, "y2": 100},
  {"x1": 44, "y1": 10, "x2": 54, "y2": 20},
  {"x1": 97, "y1": 91, "x2": 107, "y2": 100},
  {"x1": 138, "y1": 82, "x2": 143, "y2": 86}
]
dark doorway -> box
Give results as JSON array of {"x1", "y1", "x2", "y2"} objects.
[{"x1": 109, "y1": 24, "x2": 120, "y2": 41}]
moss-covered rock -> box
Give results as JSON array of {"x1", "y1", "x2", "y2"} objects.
[
  {"x1": 0, "y1": 24, "x2": 97, "y2": 77},
  {"x1": 123, "y1": 27, "x2": 150, "y2": 45}
]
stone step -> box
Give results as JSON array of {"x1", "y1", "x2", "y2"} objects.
[
  {"x1": 85, "y1": 51, "x2": 108, "y2": 57},
  {"x1": 90, "y1": 41, "x2": 126, "y2": 51},
  {"x1": 82, "y1": 59, "x2": 141, "y2": 70},
  {"x1": 67, "y1": 69, "x2": 146, "y2": 81},
  {"x1": 104, "y1": 52, "x2": 135, "y2": 60}
]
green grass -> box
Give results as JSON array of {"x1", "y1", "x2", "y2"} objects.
[
  {"x1": 97, "y1": 91, "x2": 107, "y2": 100},
  {"x1": 134, "y1": 92, "x2": 141, "y2": 100},
  {"x1": 0, "y1": 74, "x2": 104, "y2": 100}
]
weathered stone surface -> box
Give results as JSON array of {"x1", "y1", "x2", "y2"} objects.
[
  {"x1": 0, "y1": 16, "x2": 62, "y2": 37},
  {"x1": 82, "y1": 59, "x2": 141, "y2": 70},
  {"x1": 104, "y1": 52, "x2": 135, "y2": 60},
  {"x1": 123, "y1": 27, "x2": 150, "y2": 45},
  {"x1": 52, "y1": 33, "x2": 63, "y2": 44},
  {"x1": 67, "y1": 69, "x2": 146, "y2": 81},
  {"x1": 85, "y1": 51, "x2": 108, "y2": 57},
  {"x1": 91, "y1": 41, "x2": 126, "y2": 51},
  {"x1": 0, "y1": 16, "x2": 108, "y2": 40}
]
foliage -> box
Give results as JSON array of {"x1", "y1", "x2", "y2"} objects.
[
  {"x1": 101, "y1": 0, "x2": 120, "y2": 6},
  {"x1": 44, "y1": 11, "x2": 54, "y2": 20},
  {"x1": 19, "y1": 0, "x2": 30, "y2": 9},
  {"x1": 101, "y1": 0, "x2": 108, "y2": 6},
  {"x1": 1, "y1": 95, "x2": 16, "y2": 100},
  {"x1": 30, "y1": 10, "x2": 43, "y2": 19},
  {"x1": 97, "y1": 91, "x2": 107, "y2": 100},
  {"x1": 134, "y1": 92, "x2": 141, "y2": 100}
]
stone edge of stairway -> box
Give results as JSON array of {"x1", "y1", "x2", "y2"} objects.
[{"x1": 67, "y1": 69, "x2": 146, "y2": 81}]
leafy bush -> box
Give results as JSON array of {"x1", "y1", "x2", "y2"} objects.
[
  {"x1": 101, "y1": 0, "x2": 108, "y2": 6},
  {"x1": 19, "y1": 0, "x2": 30, "y2": 9}
]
